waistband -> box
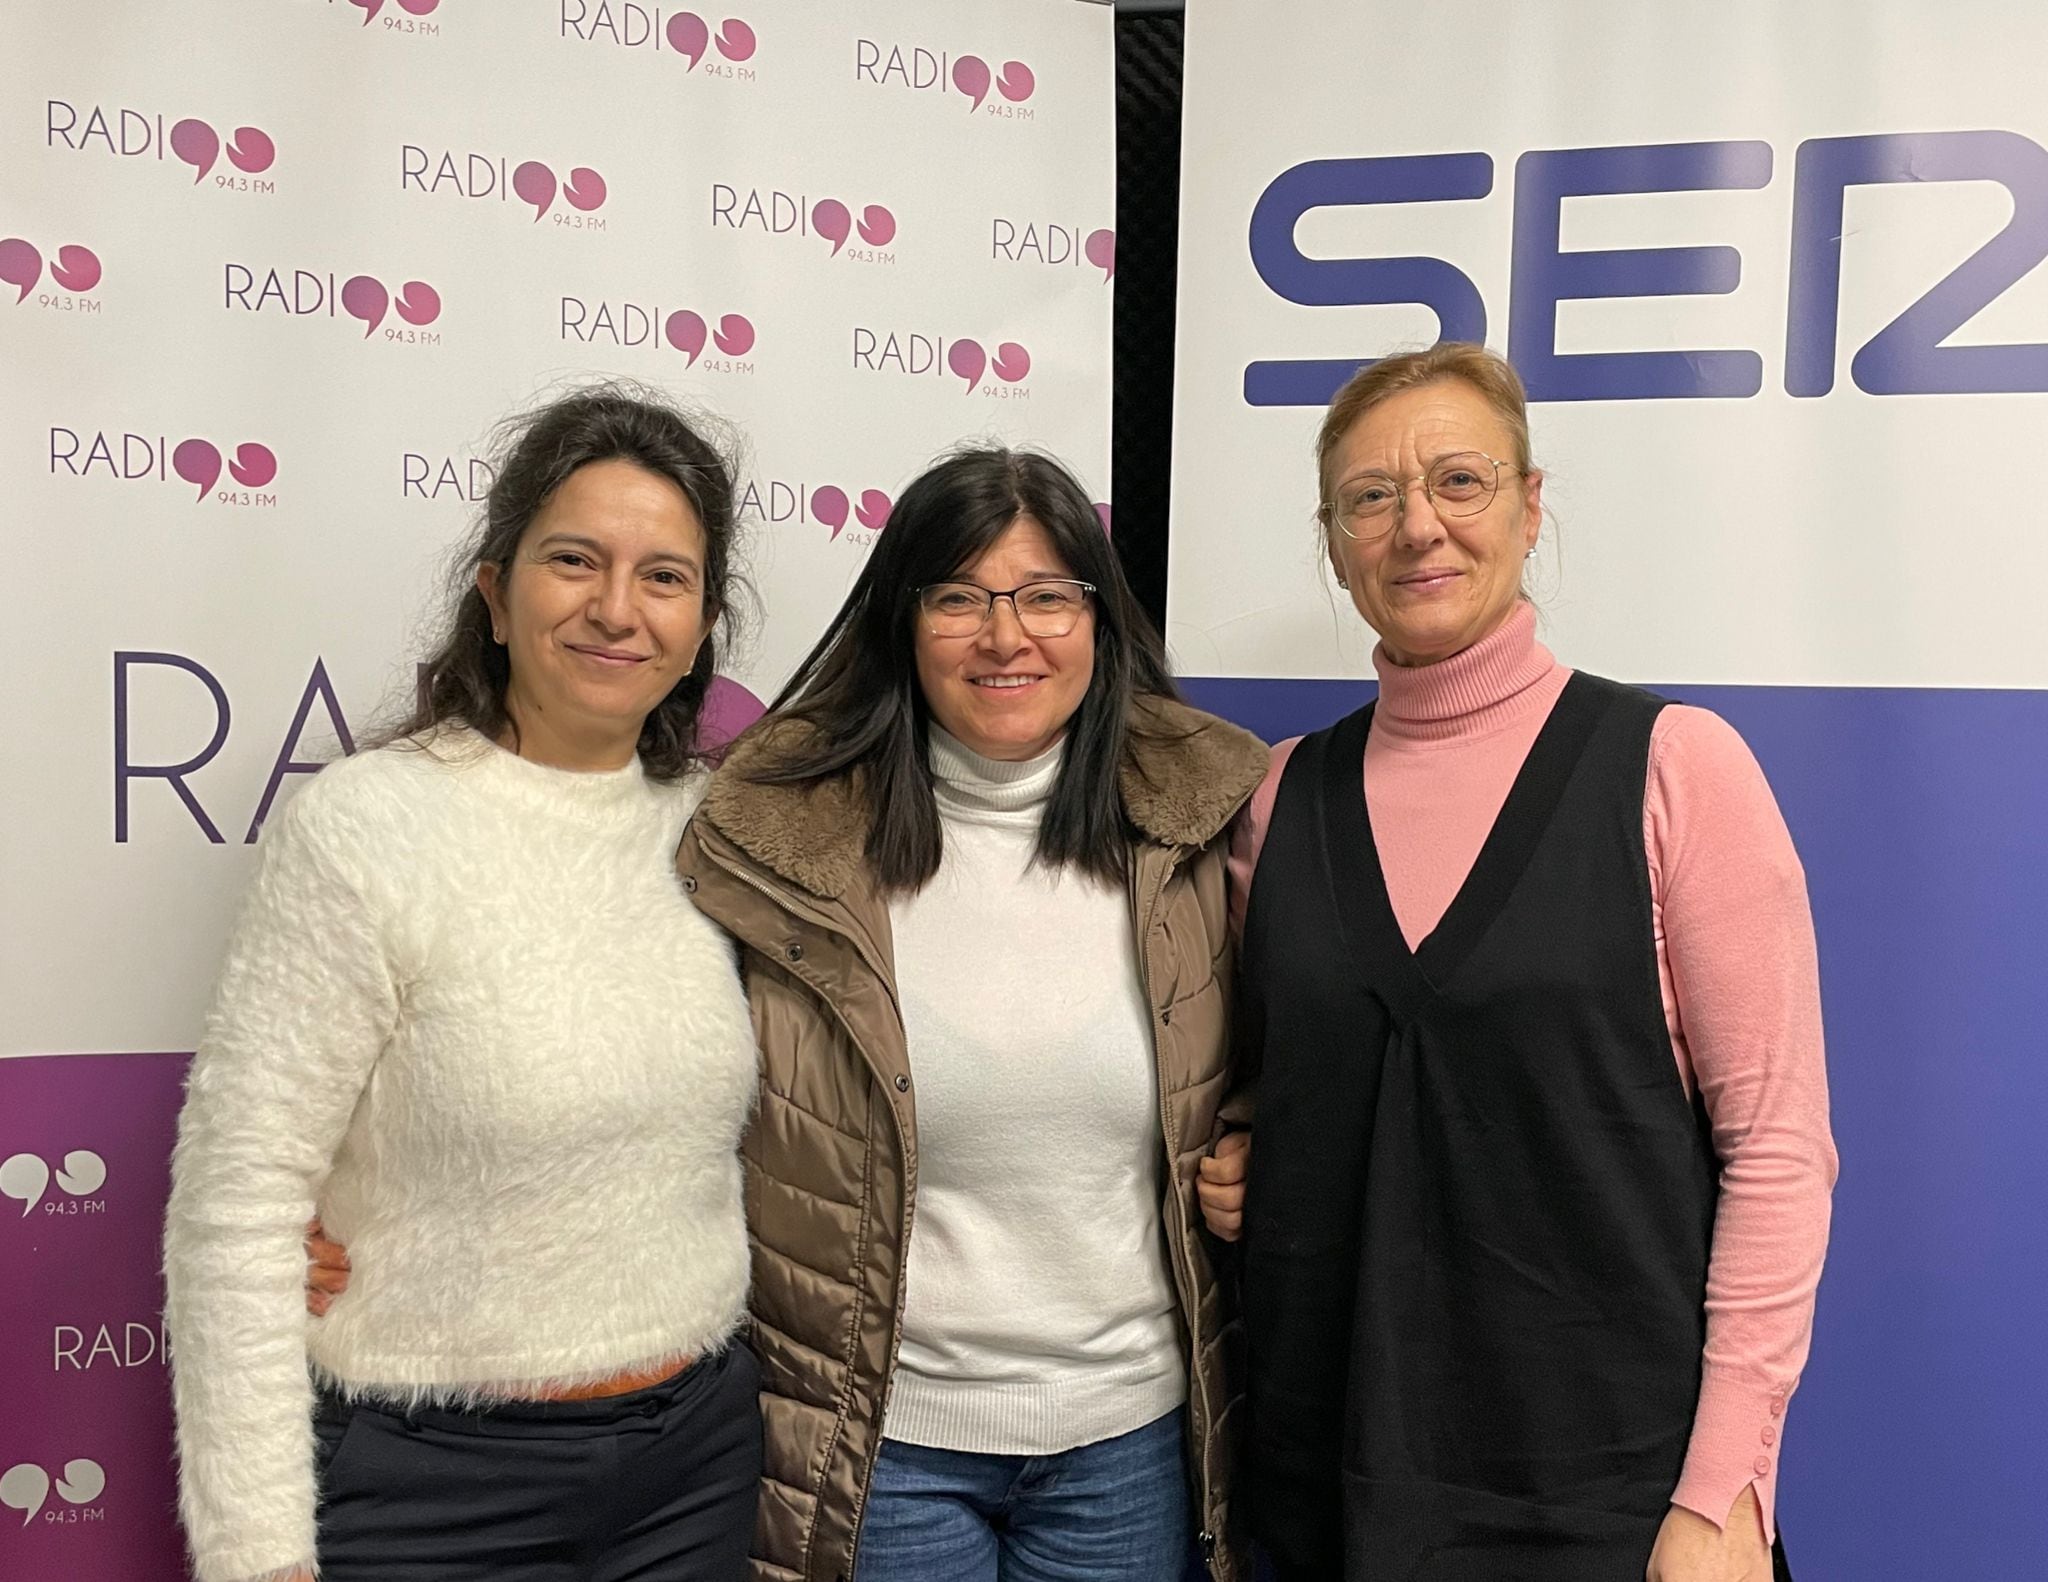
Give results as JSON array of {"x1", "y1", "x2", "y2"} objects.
[{"x1": 320, "y1": 1343, "x2": 746, "y2": 1431}]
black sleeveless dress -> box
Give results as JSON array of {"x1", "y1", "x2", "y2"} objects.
[{"x1": 1237, "y1": 673, "x2": 1791, "y2": 1581}]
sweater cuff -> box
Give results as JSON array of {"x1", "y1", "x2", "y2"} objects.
[
  {"x1": 190, "y1": 1538, "x2": 317, "y2": 1582},
  {"x1": 1672, "y1": 1365, "x2": 1790, "y2": 1542}
]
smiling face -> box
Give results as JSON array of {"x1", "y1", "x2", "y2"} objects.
[
  {"x1": 1323, "y1": 378, "x2": 1543, "y2": 668},
  {"x1": 476, "y1": 457, "x2": 713, "y2": 770},
  {"x1": 912, "y1": 514, "x2": 1097, "y2": 761}
]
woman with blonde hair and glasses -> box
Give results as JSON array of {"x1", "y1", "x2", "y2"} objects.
[{"x1": 1202, "y1": 344, "x2": 1838, "y2": 1582}]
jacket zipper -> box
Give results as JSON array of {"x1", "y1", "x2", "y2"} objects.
[{"x1": 1140, "y1": 846, "x2": 1222, "y2": 1571}]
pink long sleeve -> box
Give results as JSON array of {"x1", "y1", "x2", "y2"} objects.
[
  {"x1": 1227, "y1": 621, "x2": 1835, "y2": 1541},
  {"x1": 1648, "y1": 706, "x2": 1838, "y2": 1540}
]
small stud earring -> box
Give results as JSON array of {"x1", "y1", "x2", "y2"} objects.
[{"x1": 1337, "y1": 576, "x2": 1350, "y2": 589}]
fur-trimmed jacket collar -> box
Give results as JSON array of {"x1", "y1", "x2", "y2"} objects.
[{"x1": 694, "y1": 693, "x2": 1268, "y2": 901}]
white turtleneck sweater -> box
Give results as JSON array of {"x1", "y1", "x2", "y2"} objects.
[
  {"x1": 880, "y1": 728, "x2": 1185, "y2": 1456},
  {"x1": 164, "y1": 728, "x2": 759, "y2": 1582}
]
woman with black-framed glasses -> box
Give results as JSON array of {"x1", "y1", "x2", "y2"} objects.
[{"x1": 674, "y1": 445, "x2": 1268, "y2": 1582}]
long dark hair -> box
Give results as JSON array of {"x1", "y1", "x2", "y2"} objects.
[
  {"x1": 388, "y1": 382, "x2": 745, "y2": 780},
  {"x1": 757, "y1": 445, "x2": 1176, "y2": 890}
]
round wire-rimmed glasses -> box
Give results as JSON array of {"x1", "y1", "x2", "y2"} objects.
[
  {"x1": 1322, "y1": 450, "x2": 1518, "y2": 541},
  {"x1": 915, "y1": 579, "x2": 1097, "y2": 639}
]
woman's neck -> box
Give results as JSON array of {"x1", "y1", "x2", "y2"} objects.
[{"x1": 499, "y1": 688, "x2": 641, "y2": 773}]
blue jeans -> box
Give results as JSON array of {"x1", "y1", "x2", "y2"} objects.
[{"x1": 853, "y1": 1408, "x2": 1193, "y2": 1582}]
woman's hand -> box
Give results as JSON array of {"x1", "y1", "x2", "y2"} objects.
[
  {"x1": 1196, "y1": 1130, "x2": 1251, "y2": 1241},
  {"x1": 1646, "y1": 1487, "x2": 1771, "y2": 1582},
  {"x1": 304, "y1": 1218, "x2": 352, "y2": 1317}
]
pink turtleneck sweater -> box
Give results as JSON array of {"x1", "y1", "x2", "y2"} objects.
[{"x1": 1227, "y1": 602, "x2": 1836, "y2": 1543}]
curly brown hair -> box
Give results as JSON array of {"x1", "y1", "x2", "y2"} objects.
[{"x1": 388, "y1": 382, "x2": 747, "y2": 780}]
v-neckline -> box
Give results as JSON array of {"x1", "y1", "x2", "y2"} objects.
[{"x1": 1327, "y1": 672, "x2": 1615, "y2": 1007}]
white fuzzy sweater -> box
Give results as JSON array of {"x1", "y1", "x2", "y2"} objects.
[
  {"x1": 163, "y1": 729, "x2": 758, "y2": 1582},
  {"x1": 882, "y1": 729, "x2": 1185, "y2": 1455}
]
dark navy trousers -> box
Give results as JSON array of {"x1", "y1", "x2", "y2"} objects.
[{"x1": 312, "y1": 1342, "x2": 761, "y2": 1581}]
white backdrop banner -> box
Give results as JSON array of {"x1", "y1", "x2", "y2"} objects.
[
  {"x1": 1167, "y1": 5, "x2": 2048, "y2": 1579},
  {"x1": 1168, "y1": 0, "x2": 2048, "y2": 690},
  {"x1": 0, "y1": 3, "x2": 1112, "y2": 1575}
]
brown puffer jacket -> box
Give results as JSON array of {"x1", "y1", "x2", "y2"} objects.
[{"x1": 674, "y1": 694, "x2": 1267, "y2": 1582}]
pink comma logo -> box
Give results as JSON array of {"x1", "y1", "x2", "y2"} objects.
[
  {"x1": 1085, "y1": 228, "x2": 1114, "y2": 281},
  {"x1": 350, "y1": 0, "x2": 440, "y2": 21},
  {"x1": 808, "y1": 485, "x2": 849, "y2": 538},
  {"x1": 168, "y1": 120, "x2": 275, "y2": 183},
  {"x1": 0, "y1": 239, "x2": 100, "y2": 303},
  {"x1": 512, "y1": 160, "x2": 607, "y2": 221},
  {"x1": 945, "y1": 338, "x2": 1030, "y2": 394},
  {"x1": 662, "y1": 309, "x2": 755, "y2": 367},
  {"x1": 854, "y1": 488, "x2": 893, "y2": 531},
  {"x1": 338, "y1": 275, "x2": 440, "y2": 337},
  {"x1": 666, "y1": 13, "x2": 758, "y2": 69},
  {"x1": 810, "y1": 199, "x2": 896, "y2": 258},
  {"x1": 808, "y1": 485, "x2": 894, "y2": 540},
  {"x1": 951, "y1": 55, "x2": 1034, "y2": 113},
  {"x1": 171, "y1": 439, "x2": 278, "y2": 501},
  {"x1": 697, "y1": 675, "x2": 765, "y2": 756}
]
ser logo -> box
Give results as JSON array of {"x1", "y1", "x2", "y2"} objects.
[
  {"x1": 0, "y1": 1460, "x2": 105, "y2": 1526},
  {"x1": 1245, "y1": 130, "x2": 2048, "y2": 404},
  {"x1": 0, "y1": 1151, "x2": 106, "y2": 1217}
]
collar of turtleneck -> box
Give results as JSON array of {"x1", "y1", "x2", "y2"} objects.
[
  {"x1": 926, "y1": 724, "x2": 1062, "y2": 827},
  {"x1": 1370, "y1": 601, "x2": 1562, "y2": 745}
]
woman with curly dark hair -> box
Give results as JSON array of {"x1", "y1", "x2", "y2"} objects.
[{"x1": 165, "y1": 385, "x2": 764, "y2": 1582}]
